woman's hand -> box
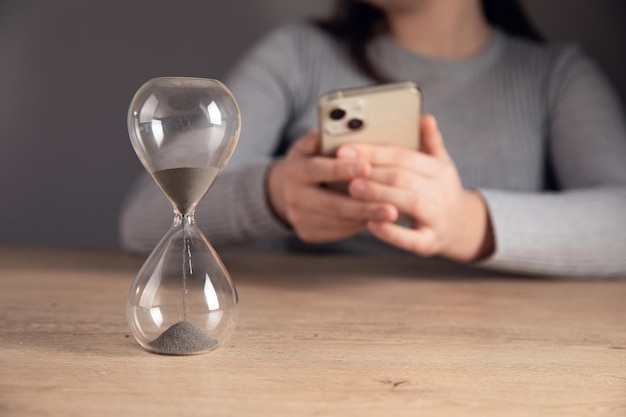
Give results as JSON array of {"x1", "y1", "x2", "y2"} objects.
[
  {"x1": 266, "y1": 130, "x2": 398, "y2": 243},
  {"x1": 337, "y1": 115, "x2": 494, "y2": 261}
]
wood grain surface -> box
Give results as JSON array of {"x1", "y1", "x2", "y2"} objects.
[{"x1": 0, "y1": 247, "x2": 624, "y2": 416}]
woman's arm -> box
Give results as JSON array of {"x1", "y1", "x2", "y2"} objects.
[{"x1": 477, "y1": 45, "x2": 626, "y2": 277}]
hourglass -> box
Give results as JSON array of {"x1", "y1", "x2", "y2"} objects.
[{"x1": 126, "y1": 77, "x2": 241, "y2": 355}]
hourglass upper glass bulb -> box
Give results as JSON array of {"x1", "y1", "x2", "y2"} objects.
[{"x1": 128, "y1": 77, "x2": 240, "y2": 212}]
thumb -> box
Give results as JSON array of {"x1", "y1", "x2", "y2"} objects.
[
  {"x1": 420, "y1": 115, "x2": 450, "y2": 160},
  {"x1": 288, "y1": 130, "x2": 320, "y2": 157}
]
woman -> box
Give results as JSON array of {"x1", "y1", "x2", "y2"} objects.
[{"x1": 120, "y1": 0, "x2": 626, "y2": 277}]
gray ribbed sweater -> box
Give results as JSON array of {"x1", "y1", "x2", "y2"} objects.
[{"x1": 119, "y1": 23, "x2": 626, "y2": 277}]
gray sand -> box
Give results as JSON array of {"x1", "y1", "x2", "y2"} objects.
[
  {"x1": 152, "y1": 167, "x2": 218, "y2": 215},
  {"x1": 148, "y1": 320, "x2": 217, "y2": 355}
]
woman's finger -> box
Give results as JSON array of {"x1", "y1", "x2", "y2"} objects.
[
  {"x1": 287, "y1": 183, "x2": 398, "y2": 221},
  {"x1": 420, "y1": 114, "x2": 450, "y2": 160},
  {"x1": 348, "y1": 177, "x2": 435, "y2": 222},
  {"x1": 367, "y1": 220, "x2": 439, "y2": 256},
  {"x1": 366, "y1": 166, "x2": 428, "y2": 190},
  {"x1": 337, "y1": 143, "x2": 440, "y2": 177},
  {"x1": 287, "y1": 157, "x2": 371, "y2": 185}
]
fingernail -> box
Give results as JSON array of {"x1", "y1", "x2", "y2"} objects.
[{"x1": 337, "y1": 147, "x2": 357, "y2": 159}]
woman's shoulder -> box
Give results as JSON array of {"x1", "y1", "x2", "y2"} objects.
[
  {"x1": 500, "y1": 31, "x2": 591, "y2": 77},
  {"x1": 252, "y1": 20, "x2": 341, "y2": 55},
  {"x1": 233, "y1": 20, "x2": 351, "y2": 86},
  {"x1": 501, "y1": 31, "x2": 621, "y2": 115},
  {"x1": 225, "y1": 20, "x2": 343, "y2": 84}
]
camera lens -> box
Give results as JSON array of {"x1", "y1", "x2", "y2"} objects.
[
  {"x1": 347, "y1": 119, "x2": 364, "y2": 130},
  {"x1": 329, "y1": 109, "x2": 346, "y2": 120}
]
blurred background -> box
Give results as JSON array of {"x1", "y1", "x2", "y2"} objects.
[{"x1": 0, "y1": 0, "x2": 625, "y2": 249}]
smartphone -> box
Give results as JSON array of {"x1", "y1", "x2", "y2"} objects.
[
  {"x1": 318, "y1": 81, "x2": 422, "y2": 157},
  {"x1": 318, "y1": 82, "x2": 422, "y2": 224}
]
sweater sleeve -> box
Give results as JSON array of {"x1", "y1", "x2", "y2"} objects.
[
  {"x1": 478, "y1": 46, "x2": 626, "y2": 277},
  {"x1": 119, "y1": 25, "x2": 310, "y2": 253}
]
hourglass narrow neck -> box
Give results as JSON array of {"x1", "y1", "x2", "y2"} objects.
[{"x1": 173, "y1": 212, "x2": 196, "y2": 226}]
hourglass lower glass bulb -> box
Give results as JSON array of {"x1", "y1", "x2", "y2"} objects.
[
  {"x1": 127, "y1": 213, "x2": 238, "y2": 355},
  {"x1": 126, "y1": 77, "x2": 241, "y2": 355}
]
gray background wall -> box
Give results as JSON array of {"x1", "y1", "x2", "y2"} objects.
[{"x1": 0, "y1": 0, "x2": 624, "y2": 249}]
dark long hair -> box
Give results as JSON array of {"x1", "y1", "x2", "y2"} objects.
[{"x1": 316, "y1": 0, "x2": 543, "y2": 82}]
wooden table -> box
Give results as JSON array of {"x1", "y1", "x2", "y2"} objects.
[{"x1": 1, "y1": 247, "x2": 625, "y2": 416}]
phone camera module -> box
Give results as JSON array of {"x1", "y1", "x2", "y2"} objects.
[
  {"x1": 347, "y1": 119, "x2": 364, "y2": 130},
  {"x1": 329, "y1": 109, "x2": 346, "y2": 120}
]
